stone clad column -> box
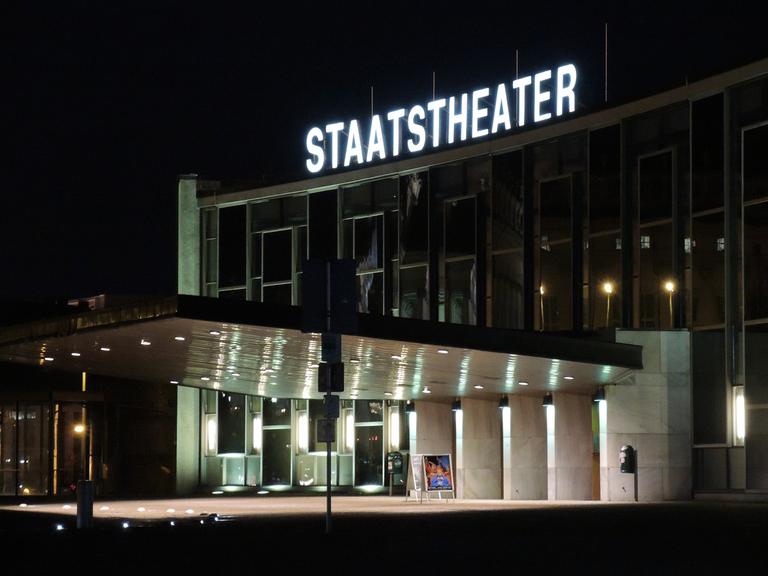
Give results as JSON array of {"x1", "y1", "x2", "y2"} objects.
[
  {"x1": 456, "y1": 398, "x2": 501, "y2": 499},
  {"x1": 505, "y1": 395, "x2": 547, "y2": 499},
  {"x1": 603, "y1": 330, "x2": 692, "y2": 501},
  {"x1": 550, "y1": 392, "x2": 593, "y2": 500}
]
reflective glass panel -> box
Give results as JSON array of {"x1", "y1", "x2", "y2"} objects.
[
  {"x1": 399, "y1": 266, "x2": 429, "y2": 320},
  {"x1": 262, "y1": 230, "x2": 292, "y2": 283},
  {"x1": 400, "y1": 172, "x2": 429, "y2": 265},
  {"x1": 445, "y1": 259, "x2": 476, "y2": 325},
  {"x1": 218, "y1": 205, "x2": 246, "y2": 287}
]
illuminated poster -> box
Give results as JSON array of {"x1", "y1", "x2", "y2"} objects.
[
  {"x1": 423, "y1": 454, "x2": 453, "y2": 491},
  {"x1": 410, "y1": 454, "x2": 424, "y2": 492}
]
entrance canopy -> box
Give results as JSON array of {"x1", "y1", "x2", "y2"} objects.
[{"x1": 0, "y1": 296, "x2": 642, "y2": 401}]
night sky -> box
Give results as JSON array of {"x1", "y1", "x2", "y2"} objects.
[{"x1": 5, "y1": 3, "x2": 766, "y2": 302}]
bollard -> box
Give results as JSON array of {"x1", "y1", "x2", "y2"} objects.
[{"x1": 76, "y1": 480, "x2": 93, "y2": 529}]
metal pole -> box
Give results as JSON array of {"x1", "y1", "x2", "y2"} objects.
[
  {"x1": 604, "y1": 22, "x2": 608, "y2": 103},
  {"x1": 634, "y1": 450, "x2": 639, "y2": 502},
  {"x1": 76, "y1": 479, "x2": 93, "y2": 529},
  {"x1": 325, "y1": 261, "x2": 332, "y2": 535}
]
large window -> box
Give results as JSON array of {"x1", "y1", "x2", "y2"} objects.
[
  {"x1": 538, "y1": 176, "x2": 572, "y2": 330},
  {"x1": 433, "y1": 162, "x2": 482, "y2": 325},
  {"x1": 218, "y1": 205, "x2": 247, "y2": 299},
  {"x1": 637, "y1": 151, "x2": 676, "y2": 329},
  {"x1": 342, "y1": 180, "x2": 398, "y2": 315},
  {"x1": 0, "y1": 402, "x2": 49, "y2": 496},
  {"x1": 399, "y1": 171, "x2": 429, "y2": 319},
  {"x1": 529, "y1": 132, "x2": 586, "y2": 332},
  {"x1": 202, "y1": 208, "x2": 218, "y2": 297},
  {"x1": 262, "y1": 398, "x2": 292, "y2": 486},
  {"x1": 354, "y1": 400, "x2": 383, "y2": 486},
  {"x1": 588, "y1": 125, "x2": 622, "y2": 328},
  {"x1": 250, "y1": 196, "x2": 307, "y2": 305},
  {"x1": 491, "y1": 150, "x2": 524, "y2": 329}
]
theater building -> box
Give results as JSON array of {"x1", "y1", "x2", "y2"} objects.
[{"x1": 1, "y1": 57, "x2": 767, "y2": 501}]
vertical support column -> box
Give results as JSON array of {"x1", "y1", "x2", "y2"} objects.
[
  {"x1": 606, "y1": 330, "x2": 692, "y2": 501},
  {"x1": 455, "y1": 408, "x2": 464, "y2": 499},
  {"x1": 598, "y1": 397, "x2": 608, "y2": 501},
  {"x1": 506, "y1": 395, "x2": 547, "y2": 499},
  {"x1": 177, "y1": 175, "x2": 200, "y2": 296},
  {"x1": 175, "y1": 386, "x2": 200, "y2": 495},
  {"x1": 456, "y1": 398, "x2": 501, "y2": 499},
  {"x1": 546, "y1": 403, "x2": 556, "y2": 500},
  {"x1": 550, "y1": 392, "x2": 593, "y2": 500},
  {"x1": 501, "y1": 402, "x2": 512, "y2": 499},
  {"x1": 408, "y1": 409, "x2": 418, "y2": 454}
]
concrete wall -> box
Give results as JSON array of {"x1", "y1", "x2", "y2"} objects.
[
  {"x1": 456, "y1": 398, "x2": 501, "y2": 499},
  {"x1": 178, "y1": 176, "x2": 200, "y2": 296},
  {"x1": 175, "y1": 385, "x2": 200, "y2": 494},
  {"x1": 602, "y1": 330, "x2": 692, "y2": 501},
  {"x1": 550, "y1": 392, "x2": 593, "y2": 500},
  {"x1": 505, "y1": 395, "x2": 547, "y2": 499},
  {"x1": 412, "y1": 400, "x2": 453, "y2": 456}
]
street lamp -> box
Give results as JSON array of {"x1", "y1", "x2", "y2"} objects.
[
  {"x1": 664, "y1": 280, "x2": 675, "y2": 326},
  {"x1": 602, "y1": 281, "x2": 614, "y2": 326}
]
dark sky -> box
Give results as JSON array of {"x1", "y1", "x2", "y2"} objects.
[{"x1": 5, "y1": 3, "x2": 766, "y2": 302}]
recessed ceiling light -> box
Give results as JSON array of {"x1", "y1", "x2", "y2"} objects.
[
  {"x1": 391, "y1": 354, "x2": 403, "y2": 360},
  {"x1": 518, "y1": 381, "x2": 529, "y2": 386},
  {"x1": 384, "y1": 392, "x2": 393, "y2": 396},
  {"x1": 201, "y1": 377, "x2": 210, "y2": 381},
  {"x1": 474, "y1": 385, "x2": 484, "y2": 390},
  {"x1": 232, "y1": 373, "x2": 240, "y2": 377},
  {"x1": 262, "y1": 368, "x2": 275, "y2": 374},
  {"x1": 140, "y1": 339, "x2": 151, "y2": 346},
  {"x1": 170, "y1": 380, "x2": 179, "y2": 384},
  {"x1": 423, "y1": 387, "x2": 431, "y2": 394},
  {"x1": 71, "y1": 352, "x2": 81, "y2": 357},
  {"x1": 437, "y1": 349, "x2": 449, "y2": 354},
  {"x1": 174, "y1": 336, "x2": 186, "y2": 341},
  {"x1": 564, "y1": 376, "x2": 574, "y2": 380},
  {"x1": 350, "y1": 358, "x2": 360, "y2": 364},
  {"x1": 310, "y1": 364, "x2": 319, "y2": 369},
  {"x1": 100, "y1": 347, "x2": 110, "y2": 352},
  {"x1": 44, "y1": 357, "x2": 54, "y2": 362},
  {"x1": 209, "y1": 330, "x2": 221, "y2": 336}
]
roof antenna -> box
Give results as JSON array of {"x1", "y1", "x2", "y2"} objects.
[
  {"x1": 604, "y1": 22, "x2": 608, "y2": 103},
  {"x1": 515, "y1": 49, "x2": 519, "y2": 126}
]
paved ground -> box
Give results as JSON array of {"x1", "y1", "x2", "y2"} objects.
[
  {"x1": 1, "y1": 495, "x2": 767, "y2": 572},
  {"x1": 1, "y1": 494, "x2": 625, "y2": 521}
]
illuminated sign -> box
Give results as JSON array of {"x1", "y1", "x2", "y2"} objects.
[{"x1": 305, "y1": 64, "x2": 577, "y2": 174}]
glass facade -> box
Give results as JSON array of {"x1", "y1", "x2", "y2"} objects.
[
  {"x1": 199, "y1": 389, "x2": 408, "y2": 489},
  {"x1": 196, "y1": 71, "x2": 768, "y2": 495}
]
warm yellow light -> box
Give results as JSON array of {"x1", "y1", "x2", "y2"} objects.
[
  {"x1": 664, "y1": 281, "x2": 675, "y2": 293},
  {"x1": 602, "y1": 281, "x2": 614, "y2": 295},
  {"x1": 539, "y1": 285, "x2": 545, "y2": 296},
  {"x1": 74, "y1": 424, "x2": 85, "y2": 434}
]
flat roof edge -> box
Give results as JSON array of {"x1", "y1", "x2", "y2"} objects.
[
  {"x1": 0, "y1": 296, "x2": 180, "y2": 347},
  {"x1": 196, "y1": 58, "x2": 768, "y2": 206}
]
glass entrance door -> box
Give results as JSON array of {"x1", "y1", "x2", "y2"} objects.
[{"x1": 53, "y1": 402, "x2": 102, "y2": 496}]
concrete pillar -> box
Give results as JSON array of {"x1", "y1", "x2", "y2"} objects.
[
  {"x1": 412, "y1": 401, "x2": 453, "y2": 456},
  {"x1": 602, "y1": 330, "x2": 692, "y2": 501},
  {"x1": 175, "y1": 386, "x2": 200, "y2": 494},
  {"x1": 549, "y1": 392, "x2": 593, "y2": 500},
  {"x1": 505, "y1": 395, "x2": 547, "y2": 500},
  {"x1": 455, "y1": 398, "x2": 501, "y2": 499},
  {"x1": 178, "y1": 175, "x2": 200, "y2": 296}
]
